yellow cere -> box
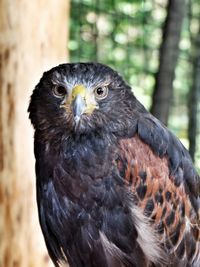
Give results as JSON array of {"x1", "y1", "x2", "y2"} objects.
[
  {"x1": 72, "y1": 84, "x2": 87, "y2": 100},
  {"x1": 71, "y1": 84, "x2": 98, "y2": 114}
]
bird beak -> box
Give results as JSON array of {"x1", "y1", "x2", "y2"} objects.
[
  {"x1": 71, "y1": 85, "x2": 96, "y2": 122},
  {"x1": 72, "y1": 92, "x2": 86, "y2": 122}
]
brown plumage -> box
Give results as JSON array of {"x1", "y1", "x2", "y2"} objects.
[
  {"x1": 118, "y1": 134, "x2": 200, "y2": 265},
  {"x1": 28, "y1": 63, "x2": 200, "y2": 267}
]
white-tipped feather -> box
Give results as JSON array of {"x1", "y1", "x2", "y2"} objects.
[
  {"x1": 130, "y1": 205, "x2": 165, "y2": 264},
  {"x1": 58, "y1": 247, "x2": 68, "y2": 267},
  {"x1": 100, "y1": 231, "x2": 126, "y2": 265},
  {"x1": 100, "y1": 204, "x2": 165, "y2": 266}
]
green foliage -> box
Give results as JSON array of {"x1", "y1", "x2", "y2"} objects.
[
  {"x1": 69, "y1": 0, "x2": 200, "y2": 168},
  {"x1": 70, "y1": 0, "x2": 165, "y2": 103}
]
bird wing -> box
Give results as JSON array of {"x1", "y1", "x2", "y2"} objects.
[
  {"x1": 34, "y1": 140, "x2": 67, "y2": 267},
  {"x1": 116, "y1": 113, "x2": 200, "y2": 265}
]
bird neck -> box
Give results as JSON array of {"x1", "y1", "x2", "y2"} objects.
[{"x1": 36, "y1": 129, "x2": 118, "y2": 172}]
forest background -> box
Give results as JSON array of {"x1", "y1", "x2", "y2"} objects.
[{"x1": 0, "y1": 0, "x2": 199, "y2": 266}]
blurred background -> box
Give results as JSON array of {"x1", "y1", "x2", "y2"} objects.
[{"x1": 0, "y1": 0, "x2": 199, "y2": 266}]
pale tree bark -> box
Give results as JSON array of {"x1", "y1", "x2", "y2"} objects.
[
  {"x1": 150, "y1": 0, "x2": 186, "y2": 125},
  {"x1": 0, "y1": 1, "x2": 70, "y2": 267}
]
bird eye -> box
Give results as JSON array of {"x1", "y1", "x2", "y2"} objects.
[
  {"x1": 94, "y1": 86, "x2": 108, "y2": 99},
  {"x1": 52, "y1": 85, "x2": 67, "y2": 97}
]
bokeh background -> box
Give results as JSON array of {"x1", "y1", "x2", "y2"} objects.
[{"x1": 0, "y1": 0, "x2": 199, "y2": 266}]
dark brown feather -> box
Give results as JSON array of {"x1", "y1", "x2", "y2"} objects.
[
  {"x1": 28, "y1": 63, "x2": 200, "y2": 267},
  {"x1": 118, "y1": 135, "x2": 200, "y2": 265}
]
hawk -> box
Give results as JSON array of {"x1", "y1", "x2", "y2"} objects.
[{"x1": 28, "y1": 63, "x2": 200, "y2": 267}]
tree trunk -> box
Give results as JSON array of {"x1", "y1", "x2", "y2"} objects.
[
  {"x1": 0, "y1": 1, "x2": 70, "y2": 267},
  {"x1": 150, "y1": 0, "x2": 186, "y2": 125},
  {"x1": 188, "y1": 24, "x2": 200, "y2": 162}
]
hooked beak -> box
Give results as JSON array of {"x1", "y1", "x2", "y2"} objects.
[
  {"x1": 71, "y1": 84, "x2": 97, "y2": 122},
  {"x1": 72, "y1": 94, "x2": 86, "y2": 122}
]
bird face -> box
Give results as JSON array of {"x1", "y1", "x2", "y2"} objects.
[
  {"x1": 28, "y1": 63, "x2": 137, "y2": 138},
  {"x1": 53, "y1": 82, "x2": 109, "y2": 123}
]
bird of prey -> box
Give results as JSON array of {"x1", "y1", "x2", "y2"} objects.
[{"x1": 28, "y1": 63, "x2": 200, "y2": 267}]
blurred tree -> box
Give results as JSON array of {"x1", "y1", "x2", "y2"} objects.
[
  {"x1": 0, "y1": 1, "x2": 69, "y2": 267},
  {"x1": 69, "y1": 1, "x2": 199, "y2": 166},
  {"x1": 188, "y1": 2, "x2": 200, "y2": 162},
  {"x1": 69, "y1": 0, "x2": 167, "y2": 106},
  {"x1": 151, "y1": 0, "x2": 186, "y2": 125}
]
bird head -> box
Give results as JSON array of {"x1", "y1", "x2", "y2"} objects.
[{"x1": 28, "y1": 63, "x2": 143, "y2": 140}]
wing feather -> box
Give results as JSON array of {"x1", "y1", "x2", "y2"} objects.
[{"x1": 117, "y1": 114, "x2": 200, "y2": 265}]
